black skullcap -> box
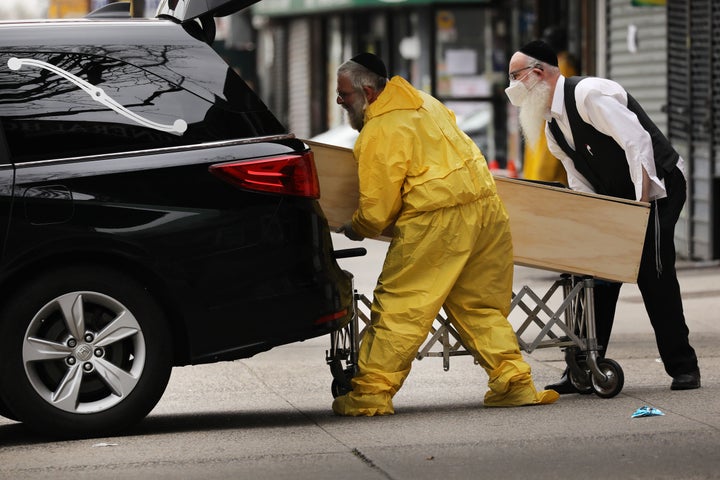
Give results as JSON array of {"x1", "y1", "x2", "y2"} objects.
[
  {"x1": 519, "y1": 40, "x2": 558, "y2": 67},
  {"x1": 350, "y1": 52, "x2": 388, "y2": 78}
]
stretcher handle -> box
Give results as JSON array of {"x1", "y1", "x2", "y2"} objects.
[{"x1": 333, "y1": 247, "x2": 367, "y2": 259}]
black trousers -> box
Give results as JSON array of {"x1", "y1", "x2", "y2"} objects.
[{"x1": 593, "y1": 167, "x2": 698, "y2": 377}]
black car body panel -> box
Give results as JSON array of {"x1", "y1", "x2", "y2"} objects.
[
  {"x1": 0, "y1": 19, "x2": 352, "y2": 366},
  {"x1": 0, "y1": 6, "x2": 353, "y2": 438}
]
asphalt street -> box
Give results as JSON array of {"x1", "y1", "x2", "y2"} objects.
[{"x1": 0, "y1": 234, "x2": 719, "y2": 479}]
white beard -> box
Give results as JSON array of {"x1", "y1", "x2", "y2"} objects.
[{"x1": 518, "y1": 80, "x2": 552, "y2": 148}]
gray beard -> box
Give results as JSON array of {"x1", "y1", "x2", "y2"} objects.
[
  {"x1": 519, "y1": 81, "x2": 552, "y2": 148},
  {"x1": 346, "y1": 95, "x2": 368, "y2": 131}
]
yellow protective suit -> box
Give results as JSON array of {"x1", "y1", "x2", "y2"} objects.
[
  {"x1": 522, "y1": 52, "x2": 577, "y2": 184},
  {"x1": 332, "y1": 76, "x2": 559, "y2": 415}
]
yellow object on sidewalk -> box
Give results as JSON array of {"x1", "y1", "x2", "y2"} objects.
[{"x1": 523, "y1": 133, "x2": 568, "y2": 184}]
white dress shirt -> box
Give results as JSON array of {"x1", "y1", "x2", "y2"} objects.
[{"x1": 544, "y1": 75, "x2": 684, "y2": 202}]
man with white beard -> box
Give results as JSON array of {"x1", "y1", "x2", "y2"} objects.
[{"x1": 506, "y1": 40, "x2": 700, "y2": 392}]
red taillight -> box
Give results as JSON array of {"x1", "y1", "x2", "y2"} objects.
[
  {"x1": 209, "y1": 152, "x2": 320, "y2": 198},
  {"x1": 314, "y1": 309, "x2": 348, "y2": 325}
]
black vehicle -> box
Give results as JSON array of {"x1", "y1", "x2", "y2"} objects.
[{"x1": 0, "y1": 0, "x2": 352, "y2": 438}]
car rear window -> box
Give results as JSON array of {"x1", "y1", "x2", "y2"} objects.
[{"x1": 0, "y1": 51, "x2": 286, "y2": 163}]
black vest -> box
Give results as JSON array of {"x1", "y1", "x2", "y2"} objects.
[{"x1": 548, "y1": 76, "x2": 679, "y2": 200}]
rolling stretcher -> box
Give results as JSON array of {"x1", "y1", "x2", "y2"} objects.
[
  {"x1": 327, "y1": 268, "x2": 626, "y2": 399},
  {"x1": 308, "y1": 140, "x2": 650, "y2": 400}
]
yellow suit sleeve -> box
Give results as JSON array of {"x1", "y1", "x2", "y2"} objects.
[{"x1": 351, "y1": 125, "x2": 407, "y2": 238}]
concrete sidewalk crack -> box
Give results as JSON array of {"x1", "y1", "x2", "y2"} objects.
[{"x1": 352, "y1": 448, "x2": 396, "y2": 480}]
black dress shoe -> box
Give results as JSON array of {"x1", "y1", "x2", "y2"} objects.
[
  {"x1": 544, "y1": 374, "x2": 580, "y2": 395},
  {"x1": 671, "y1": 371, "x2": 701, "y2": 390}
]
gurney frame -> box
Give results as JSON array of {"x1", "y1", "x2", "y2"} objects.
[{"x1": 326, "y1": 265, "x2": 625, "y2": 399}]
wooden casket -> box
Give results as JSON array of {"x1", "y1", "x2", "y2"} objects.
[{"x1": 306, "y1": 140, "x2": 650, "y2": 284}]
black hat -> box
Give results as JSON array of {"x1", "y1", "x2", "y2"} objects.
[
  {"x1": 519, "y1": 40, "x2": 558, "y2": 67},
  {"x1": 350, "y1": 52, "x2": 388, "y2": 78}
]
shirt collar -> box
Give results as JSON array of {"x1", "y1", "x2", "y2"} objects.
[{"x1": 548, "y1": 75, "x2": 566, "y2": 121}]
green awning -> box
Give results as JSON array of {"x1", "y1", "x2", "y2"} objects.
[
  {"x1": 253, "y1": 0, "x2": 487, "y2": 17},
  {"x1": 631, "y1": 0, "x2": 665, "y2": 5}
]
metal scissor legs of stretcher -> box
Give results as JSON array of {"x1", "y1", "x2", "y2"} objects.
[{"x1": 326, "y1": 259, "x2": 625, "y2": 399}]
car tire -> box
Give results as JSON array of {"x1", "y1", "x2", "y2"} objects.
[{"x1": 0, "y1": 265, "x2": 172, "y2": 438}]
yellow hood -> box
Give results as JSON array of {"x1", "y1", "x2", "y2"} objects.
[{"x1": 351, "y1": 76, "x2": 497, "y2": 238}]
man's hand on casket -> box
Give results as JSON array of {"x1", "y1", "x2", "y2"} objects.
[{"x1": 337, "y1": 222, "x2": 364, "y2": 241}]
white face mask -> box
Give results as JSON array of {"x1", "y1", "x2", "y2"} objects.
[
  {"x1": 504, "y1": 74, "x2": 539, "y2": 107},
  {"x1": 505, "y1": 81, "x2": 528, "y2": 107}
]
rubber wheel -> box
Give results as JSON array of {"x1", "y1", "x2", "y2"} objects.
[
  {"x1": 330, "y1": 367, "x2": 354, "y2": 398},
  {"x1": 0, "y1": 265, "x2": 173, "y2": 438},
  {"x1": 591, "y1": 358, "x2": 624, "y2": 398},
  {"x1": 568, "y1": 369, "x2": 593, "y2": 395},
  {"x1": 331, "y1": 379, "x2": 351, "y2": 398}
]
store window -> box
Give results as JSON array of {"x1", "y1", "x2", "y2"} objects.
[{"x1": 434, "y1": 7, "x2": 508, "y2": 167}]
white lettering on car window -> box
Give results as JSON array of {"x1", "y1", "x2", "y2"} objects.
[{"x1": 7, "y1": 57, "x2": 188, "y2": 135}]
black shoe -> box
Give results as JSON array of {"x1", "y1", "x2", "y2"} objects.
[
  {"x1": 544, "y1": 374, "x2": 580, "y2": 395},
  {"x1": 671, "y1": 371, "x2": 701, "y2": 390}
]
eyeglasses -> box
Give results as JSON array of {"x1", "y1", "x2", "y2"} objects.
[
  {"x1": 508, "y1": 63, "x2": 542, "y2": 81},
  {"x1": 336, "y1": 89, "x2": 355, "y2": 102}
]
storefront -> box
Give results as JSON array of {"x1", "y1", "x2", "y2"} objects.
[
  {"x1": 666, "y1": 0, "x2": 720, "y2": 260},
  {"x1": 252, "y1": 0, "x2": 543, "y2": 167},
  {"x1": 602, "y1": 0, "x2": 720, "y2": 261}
]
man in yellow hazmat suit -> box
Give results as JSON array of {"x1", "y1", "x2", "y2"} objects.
[{"x1": 332, "y1": 52, "x2": 559, "y2": 416}]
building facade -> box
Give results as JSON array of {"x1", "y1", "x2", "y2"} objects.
[
  {"x1": 666, "y1": 0, "x2": 719, "y2": 261},
  {"x1": 251, "y1": 0, "x2": 564, "y2": 169}
]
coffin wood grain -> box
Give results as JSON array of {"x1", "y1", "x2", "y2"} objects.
[{"x1": 306, "y1": 139, "x2": 650, "y2": 283}]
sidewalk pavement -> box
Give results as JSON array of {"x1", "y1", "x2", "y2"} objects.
[
  {"x1": 2, "y1": 235, "x2": 717, "y2": 479},
  {"x1": 327, "y1": 236, "x2": 720, "y2": 478}
]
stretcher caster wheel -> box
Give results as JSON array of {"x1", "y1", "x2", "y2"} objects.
[
  {"x1": 591, "y1": 358, "x2": 624, "y2": 398},
  {"x1": 565, "y1": 348, "x2": 593, "y2": 394},
  {"x1": 331, "y1": 367, "x2": 354, "y2": 398},
  {"x1": 568, "y1": 370, "x2": 594, "y2": 395},
  {"x1": 331, "y1": 379, "x2": 351, "y2": 398}
]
